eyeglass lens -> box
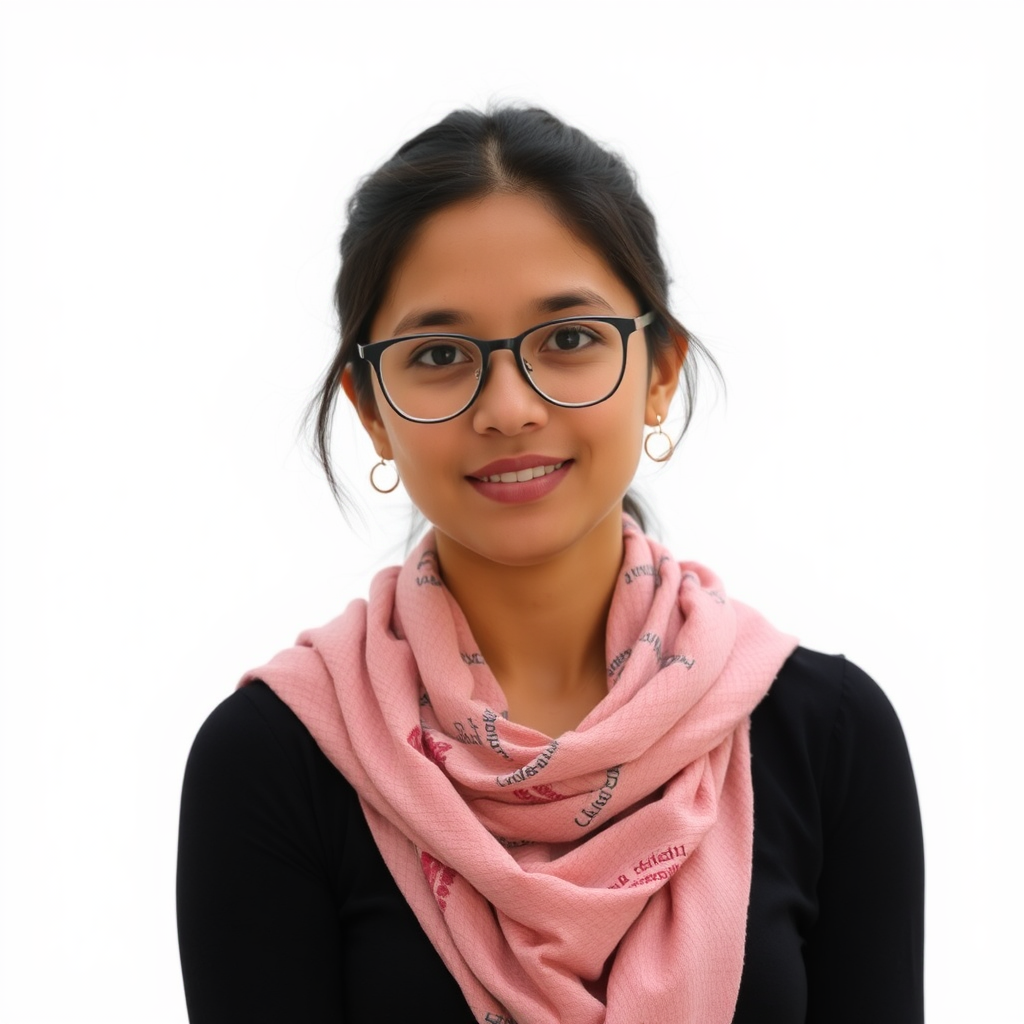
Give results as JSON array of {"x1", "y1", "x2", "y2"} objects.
[{"x1": 377, "y1": 319, "x2": 626, "y2": 421}]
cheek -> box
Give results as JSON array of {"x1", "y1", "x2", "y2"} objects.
[
  {"x1": 385, "y1": 422, "x2": 461, "y2": 508},
  {"x1": 609, "y1": 355, "x2": 655, "y2": 443},
  {"x1": 386, "y1": 424, "x2": 438, "y2": 470},
  {"x1": 368, "y1": 379, "x2": 443, "y2": 469},
  {"x1": 576, "y1": 396, "x2": 647, "y2": 480}
]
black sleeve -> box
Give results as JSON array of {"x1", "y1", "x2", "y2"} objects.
[
  {"x1": 176, "y1": 684, "x2": 349, "y2": 1024},
  {"x1": 178, "y1": 659, "x2": 924, "y2": 1023},
  {"x1": 805, "y1": 658, "x2": 925, "y2": 1023}
]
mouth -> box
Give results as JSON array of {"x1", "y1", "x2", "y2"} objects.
[
  {"x1": 470, "y1": 460, "x2": 567, "y2": 484},
  {"x1": 466, "y1": 456, "x2": 573, "y2": 504}
]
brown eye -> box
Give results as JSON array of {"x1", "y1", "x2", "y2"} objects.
[
  {"x1": 410, "y1": 342, "x2": 473, "y2": 367},
  {"x1": 543, "y1": 325, "x2": 601, "y2": 352}
]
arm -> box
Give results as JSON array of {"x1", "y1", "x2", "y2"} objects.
[
  {"x1": 176, "y1": 685, "x2": 347, "y2": 1023},
  {"x1": 805, "y1": 659, "x2": 925, "y2": 1023}
]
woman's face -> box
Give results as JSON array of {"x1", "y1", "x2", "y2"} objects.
[{"x1": 348, "y1": 191, "x2": 679, "y2": 570}]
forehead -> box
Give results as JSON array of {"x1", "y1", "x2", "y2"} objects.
[{"x1": 372, "y1": 192, "x2": 635, "y2": 337}]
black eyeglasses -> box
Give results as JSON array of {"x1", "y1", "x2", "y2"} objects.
[{"x1": 357, "y1": 312, "x2": 655, "y2": 423}]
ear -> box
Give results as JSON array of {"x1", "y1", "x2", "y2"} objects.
[
  {"x1": 341, "y1": 366, "x2": 393, "y2": 460},
  {"x1": 645, "y1": 333, "x2": 687, "y2": 426}
]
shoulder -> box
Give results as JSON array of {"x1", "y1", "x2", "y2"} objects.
[
  {"x1": 756, "y1": 647, "x2": 907, "y2": 743},
  {"x1": 182, "y1": 681, "x2": 357, "y2": 833},
  {"x1": 752, "y1": 647, "x2": 915, "y2": 794},
  {"x1": 187, "y1": 680, "x2": 316, "y2": 774},
  {"x1": 765, "y1": 646, "x2": 899, "y2": 716}
]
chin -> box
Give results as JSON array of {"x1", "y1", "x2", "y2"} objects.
[{"x1": 432, "y1": 505, "x2": 626, "y2": 572}]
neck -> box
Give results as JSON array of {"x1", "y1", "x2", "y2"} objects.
[{"x1": 434, "y1": 511, "x2": 625, "y2": 734}]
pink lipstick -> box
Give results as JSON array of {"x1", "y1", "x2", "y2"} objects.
[{"x1": 467, "y1": 455, "x2": 572, "y2": 504}]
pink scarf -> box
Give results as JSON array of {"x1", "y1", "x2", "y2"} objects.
[{"x1": 242, "y1": 519, "x2": 796, "y2": 1024}]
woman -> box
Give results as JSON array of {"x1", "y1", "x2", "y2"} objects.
[{"x1": 177, "y1": 107, "x2": 924, "y2": 1024}]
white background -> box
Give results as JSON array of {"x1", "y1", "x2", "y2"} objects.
[{"x1": 1, "y1": 1, "x2": 1021, "y2": 1021}]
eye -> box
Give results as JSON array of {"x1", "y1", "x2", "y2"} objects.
[
  {"x1": 409, "y1": 340, "x2": 474, "y2": 367},
  {"x1": 541, "y1": 324, "x2": 603, "y2": 352}
]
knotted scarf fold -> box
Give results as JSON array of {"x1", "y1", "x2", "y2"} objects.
[{"x1": 242, "y1": 519, "x2": 797, "y2": 1024}]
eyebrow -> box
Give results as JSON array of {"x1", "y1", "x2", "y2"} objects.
[{"x1": 389, "y1": 289, "x2": 617, "y2": 338}]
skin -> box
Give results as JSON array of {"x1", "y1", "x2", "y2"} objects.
[{"x1": 343, "y1": 192, "x2": 682, "y2": 736}]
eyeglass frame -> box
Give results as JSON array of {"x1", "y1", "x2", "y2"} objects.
[{"x1": 356, "y1": 311, "x2": 656, "y2": 424}]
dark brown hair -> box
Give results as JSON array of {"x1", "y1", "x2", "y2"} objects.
[{"x1": 309, "y1": 105, "x2": 718, "y2": 527}]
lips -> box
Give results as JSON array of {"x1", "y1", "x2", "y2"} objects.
[{"x1": 468, "y1": 456, "x2": 570, "y2": 484}]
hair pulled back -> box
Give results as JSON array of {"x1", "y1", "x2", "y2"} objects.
[{"x1": 311, "y1": 105, "x2": 715, "y2": 524}]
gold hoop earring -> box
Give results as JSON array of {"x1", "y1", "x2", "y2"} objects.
[
  {"x1": 369, "y1": 457, "x2": 400, "y2": 494},
  {"x1": 643, "y1": 415, "x2": 674, "y2": 463}
]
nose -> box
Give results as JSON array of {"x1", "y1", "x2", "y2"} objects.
[{"x1": 470, "y1": 350, "x2": 549, "y2": 435}]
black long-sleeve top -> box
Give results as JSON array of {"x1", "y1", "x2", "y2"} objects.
[{"x1": 177, "y1": 647, "x2": 924, "y2": 1023}]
